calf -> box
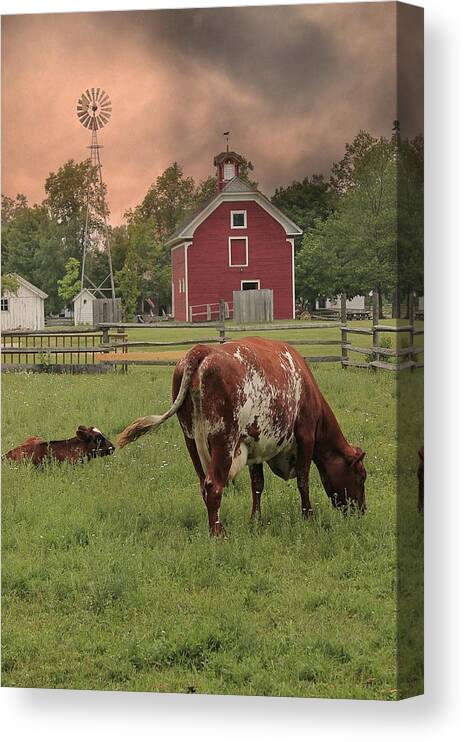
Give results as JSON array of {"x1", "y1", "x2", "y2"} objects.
[{"x1": 3, "y1": 426, "x2": 115, "y2": 465}]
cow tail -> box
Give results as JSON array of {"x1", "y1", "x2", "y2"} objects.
[{"x1": 117, "y1": 345, "x2": 211, "y2": 448}]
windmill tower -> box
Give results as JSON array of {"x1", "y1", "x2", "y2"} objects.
[{"x1": 76, "y1": 88, "x2": 115, "y2": 299}]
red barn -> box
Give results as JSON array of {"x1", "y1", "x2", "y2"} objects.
[{"x1": 168, "y1": 151, "x2": 302, "y2": 321}]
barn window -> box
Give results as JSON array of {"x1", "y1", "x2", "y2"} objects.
[
  {"x1": 229, "y1": 237, "x2": 248, "y2": 267},
  {"x1": 223, "y1": 162, "x2": 235, "y2": 180},
  {"x1": 231, "y1": 210, "x2": 247, "y2": 229},
  {"x1": 1, "y1": 298, "x2": 9, "y2": 311}
]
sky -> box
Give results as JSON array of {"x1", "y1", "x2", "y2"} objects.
[{"x1": 2, "y1": 2, "x2": 423, "y2": 224}]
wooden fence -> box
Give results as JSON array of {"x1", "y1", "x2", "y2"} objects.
[
  {"x1": 1, "y1": 291, "x2": 423, "y2": 373},
  {"x1": 1, "y1": 329, "x2": 127, "y2": 372},
  {"x1": 340, "y1": 290, "x2": 424, "y2": 371},
  {"x1": 97, "y1": 291, "x2": 423, "y2": 373},
  {"x1": 233, "y1": 289, "x2": 273, "y2": 323}
]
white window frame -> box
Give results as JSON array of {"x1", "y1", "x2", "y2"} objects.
[
  {"x1": 230, "y1": 210, "x2": 247, "y2": 229},
  {"x1": 1, "y1": 297, "x2": 9, "y2": 311},
  {"x1": 240, "y1": 279, "x2": 261, "y2": 291},
  {"x1": 223, "y1": 162, "x2": 235, "y2": 180},
  {"x1": 228, "y1": 236, "x2": 249, "y2": 268}
]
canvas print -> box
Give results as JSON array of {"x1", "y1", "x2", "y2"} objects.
[{"x1": 1, "y1": 2, "x2": 424, "y2": 699}]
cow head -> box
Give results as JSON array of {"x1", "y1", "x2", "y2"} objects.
[
  {"x1": 319, "y1": 447, "x2": 367, "y2": 513},
  {"x1": 75, "y1": 426, "x2": 115, "y2": 457}
]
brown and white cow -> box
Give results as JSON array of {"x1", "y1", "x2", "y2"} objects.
[
  {"x1": 118, "y1": 338, "x2": 366, "y2": 534},
  {"x1": 3, "y1": 426, "x2": 115, "y2": 465}
]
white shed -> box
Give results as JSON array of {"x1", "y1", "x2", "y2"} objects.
[
  {"x1": 72, "y1": 289, "x2": 95, "y2": 325},
  {"x1": 1, "y1": 274, "x2": 48, "y2": 331},
  {"x1": 316, "y1": 295, "x2": 365, "y2": 311}
]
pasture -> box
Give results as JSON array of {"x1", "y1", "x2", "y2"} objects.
[{"x1": 1, "y1": 359, "x2": 423, "y2": 699}]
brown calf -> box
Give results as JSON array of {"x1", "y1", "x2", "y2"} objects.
[{"x1": 3, "y1": 426, "x2": 115, "y2": 465}]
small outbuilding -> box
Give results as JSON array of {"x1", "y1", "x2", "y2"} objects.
[
  {"x1": 1, "y1": 274, "x2": 48, "y2": 331},
  {"x1": 72, "y1": 289, "x2": 95, "y2": 325}
]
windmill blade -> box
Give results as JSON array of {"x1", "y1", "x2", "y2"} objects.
[{"x1": 77, "y1": 88, "x2": 112, "y2": 129}]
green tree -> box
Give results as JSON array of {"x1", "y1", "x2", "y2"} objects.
[
  {"x1": 296, "y1": 129, "x2": 423, "y2": 314},
  {"x1": 139, "y1": 163, "x2": 197, "y2": 241},
  {"x1": 115, "y1": 214, "x2": 170, "y2": 319},
  {"x1": 1, "y1": 273, "x2": 19, "y2": 295},
  {"x1": 271, "y1": 174, "x2": 334, "y2": 248},
  {"x1": 58, "y1": 257, "x2": 81, "y2": 303}
]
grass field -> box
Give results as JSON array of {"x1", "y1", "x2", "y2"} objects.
[{"x1": 1, "y1": 361, "x2": 423, "y2": 699}]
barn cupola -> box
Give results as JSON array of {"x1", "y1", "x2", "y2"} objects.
[{"x1": 213, "y1": 150, "x2": 242, "y2": 191}]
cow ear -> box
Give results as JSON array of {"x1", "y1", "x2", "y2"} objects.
[
  {"x1": 349, "y1": 449, "x2": 366, "y2": 468},
  {"x1": 76, "y1": 426, "x2": 91, "y2": 442}
]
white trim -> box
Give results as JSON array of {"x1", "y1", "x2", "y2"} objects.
[
  {"x1": 229, "y1": 236, "x2": 249, "y2": 268},
  {"x1": 167, "y1": 191, "x2": 302, "y2": 246},
  {"x1": 184, "y1": 242, "x2": 190, "y2": 321},
  {"x1": 230, "y1": 209, "x2": 247, "y2": 229},
  {"x1": 287, "y1": 238, "x2": 296, "y2": 319},
  {"x1": 240, "y1": 279, "x2": 261, "y2": 290}
]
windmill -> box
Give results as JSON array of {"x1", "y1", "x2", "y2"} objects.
[{"x1": 76, "y1": 88, "x2": 115, "y2": 298}]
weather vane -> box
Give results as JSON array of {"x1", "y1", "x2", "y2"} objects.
[{"x1": 223, "y1": 131, "x2": 230, "y2": 152}]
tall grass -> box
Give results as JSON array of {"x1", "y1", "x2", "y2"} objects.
[{"x1": 1, "y1": 365, "x2": 423, "y2": 698}]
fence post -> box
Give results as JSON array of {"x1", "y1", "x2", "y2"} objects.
[
  {"x1": 408, "y1": 289, "x2": 415, "y2": 370},
  {"x1": 372, "y1": 289, "x2": 380, "y2": 371},
  {"x1": 219, "y1": 299, "x2": 226, "y2": 343},
  {"x1": 340, "y1": 293, "x2": 348, "y2": 368},
  {"x1": 207, "y1": 304, "x2": 211, "y2": 321},
  {"x1": 102, "y1": 326, "x2": 109, "y2": 346}
]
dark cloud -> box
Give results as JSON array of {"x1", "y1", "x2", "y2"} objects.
[{"x1": 2, "y1": 3, "x2": 422, "y2": 224}]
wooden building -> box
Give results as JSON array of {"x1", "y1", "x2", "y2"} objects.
[
  {"x1": 72, "y1": 289, "x2": 95, "y2": 325},
  {"x1": 1, "y1": 274, "x2": 47, "y2": 331},
  {"x1": 168, "y1": 151, "x2": 302, "y2": 321}
]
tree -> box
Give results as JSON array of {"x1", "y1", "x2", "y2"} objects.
[
  {"x1": 115, "y1": 214, "x2": 170, "y2": 319},
  {"x1": 296, "y1": 128, "x2": 422, "y2": 315},
  {"x1": 138, "y1": 163, "x2": 197, "y2": 241},
  {"x1": 271, "y1": 174, "x2": 334, "y2": 248},
  {"x1": 58, "y1": 257, "x2": 81, "y2": 303},
  {"x1": 1, "y1": 273, "x2": 19, "y2": 295}
]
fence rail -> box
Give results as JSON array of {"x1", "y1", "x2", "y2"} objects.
[
  {"x1": 1, "y1": 330, "x2": 127, "y2": 370},
  {"x1": 2, "y1": 291, "x2": 423, "y2": 373},
  {"x1": 340, "y1": 290, "x2": 423, "y2": 371}
]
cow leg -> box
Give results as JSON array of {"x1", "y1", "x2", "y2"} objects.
[
  {"x1": 249, "y1": 463, "x2": 264, "y2": 520},
  {"x1": 295, "y1": 431, "x2": 315, "y2": 519},
  {"x1": 182, "y1": 434, "x2": 206, "y2": 500},
  {"x1": 204, "y1": 437, "x2": 232, "y2": 536}
]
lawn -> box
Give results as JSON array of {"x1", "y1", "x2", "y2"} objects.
[{"x1": 1, "y1": 362, "x2": 423, "y2": 699}]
